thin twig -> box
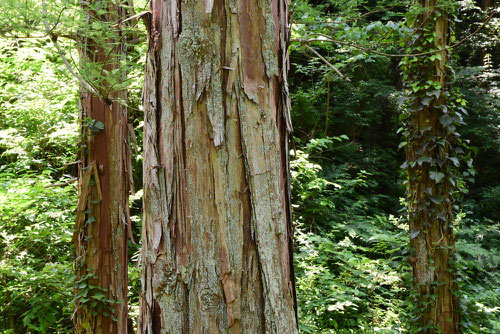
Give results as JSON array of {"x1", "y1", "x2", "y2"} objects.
[
  {"x1": 41, "y1": 1, "x2": 101, "y2": 97},
  {"x1": 63, "y1": 160, "x2": 82, "y2": 166},
  {"x1": 111, "y1": 11, "x2": 151, "y2": 27},
  {"x1": 296, "y1": 6, "x2": 397, "y2": 25},
  {"x1": 44, "y1": 178, "x2": 78, "y2": 188},
  {"x1": 292, "y1": 9, "x2": 498, "y2": 58},
  {"x1": 303, "y1": 44, "x2": 350, "y2": 81}
]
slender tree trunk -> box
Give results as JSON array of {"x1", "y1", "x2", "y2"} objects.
[
  {"x1": 0, "y1": 278, "x2": 16, "y2": 333},
  {"x1": 479, "y1": 0, "x2": 495, "y2": 65},
  {"x1": 137, "y1": 0, "x2": 298, "y2": 333},
  {"x1": 481, "y1": 0, "x2": 493, "y2": 10},
  {"x1": 405, "y1": 1, "x2": 461, "y2": 333},
  {"x1": 73, "y1": 1, "x2": 134, "y2": 333}
]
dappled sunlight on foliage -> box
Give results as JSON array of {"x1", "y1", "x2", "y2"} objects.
[{"x1": 0, "y1": 0, "x2": 498, "y2": 332}]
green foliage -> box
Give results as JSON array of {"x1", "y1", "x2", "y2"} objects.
[
  {"x1": 0, "y1": 38, "x2": 77, "y2": 333},
  {"x1": 0, "y1": 0, "x2": 147, "y2": 329},
  {"x1": 0, "y1": 0, "x2": 498, "y2": 333},
  {"x1": 0, "y1": 0, "x2": 148, "y2": 104},
  {"x1": 292, "y1": 140, "x2": 411, "y2": 333},
  {"x1": 0, "y1": 39, "x2": 78, "y2": 172},
  {"x1": 74, "y1": 272, "x2": 121, "y2": 321},
  {"x1": 288, "y1": 1, "x2": 499, "y2": 332},
  {"x1": 0, "y1": 174, "x2": 76, "y2": 333},
  {"x1": 455, "y1": 216, "x2": 500, "y2": 333}
]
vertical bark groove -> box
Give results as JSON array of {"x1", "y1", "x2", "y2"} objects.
[
  {"x1": 138, "y1": 0, "x2": 297, "y2": 333},
  {"x1": 73, "y1": 1, "x2": 132, "y2": 333}
]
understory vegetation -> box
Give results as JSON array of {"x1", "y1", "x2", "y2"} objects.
[{"x1": 0, "y1": 0, "x2": 498, "y2": 333}]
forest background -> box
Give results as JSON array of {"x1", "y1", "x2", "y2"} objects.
[{"x1": 0, "y1": 0, "x2": 498, "y2": 333}]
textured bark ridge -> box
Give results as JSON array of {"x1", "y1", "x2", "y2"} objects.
[
  {"x1": 406, "y1": 1, "x2": 460, "y2": 333},
  {"x1": 73, "y1": 2, "x2": 133, "y2": 333},
  {"x1": 138, "y1": 0, "x2": 298, "y2": 333}
]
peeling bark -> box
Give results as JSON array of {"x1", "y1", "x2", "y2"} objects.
[
  {"x1": 73, "y1": 1, "x2": 133, "y2": 333},
  {"x1": 138, "y1": 0, "x2": 298, "y2": 333}
]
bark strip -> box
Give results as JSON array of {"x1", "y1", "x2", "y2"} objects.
[
  {"x1": 73, "y1": 1, "x2": 133, "y2": 333},
  {"x1": 138, "y1": 0, "x2": 298, "y2": 333}
]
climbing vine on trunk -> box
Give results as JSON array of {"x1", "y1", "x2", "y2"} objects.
[{"x1": 400, "y1": 0, "x2": 468, "y2": 332}]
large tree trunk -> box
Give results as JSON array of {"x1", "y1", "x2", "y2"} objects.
[
  {"x1": 73, "y1": 1, "x2": 134, "y2": 333},
  {"x1": 404, "y1": 1, "x2": 461, "y2": 333},
  {"x1": 137, "y1": 0, "x2": 298, "y2": 333}
]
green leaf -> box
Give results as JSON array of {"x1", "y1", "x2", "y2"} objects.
[
  {"x1": 448, "y1": 157, "x2": 459, "y2": 167},
  {"x1": 417, "y1": 156, "x2": 432, "y2": 165},
  {"x1": 439, "y1": 115, "x2": 453, "y2": 127},
  {"x1": 429, "y1": 171, "x2": 445, "y2": 183},
  {"x1": 430, "y1": 195, "x2": 443, "y2": 204},
  {"x1": 426, "y1": 89, "x2": 441, "y2": 99},
  {"x1": 94, "y1": 121, "x2": 105, "y2": 130},
  {"x1": 421, "y1": 96, "x2": 432, "y2": 106}
]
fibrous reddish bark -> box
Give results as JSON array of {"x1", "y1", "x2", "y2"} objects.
[
  {"x1": 137, "y1": 0, "x2": 298, "y2": 333},
  {"x1": 73, "y1": 1, "x2": 134, "y2": 333}
]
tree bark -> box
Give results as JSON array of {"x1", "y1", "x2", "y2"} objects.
[
  {"x1": 405, "y1": 1, "x2": 461, "y2": 333},
  {"x1": 137, "y1": 0, "x2": 298, "y2": 333},
  {"x1": 73, "y1": 1, "x2": 134, "y2": 333}
]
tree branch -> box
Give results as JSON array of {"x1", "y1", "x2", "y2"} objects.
[
  {"x1": 44, "y1": 178, "x2": 78, "y2": 188},
  {"x1": 292, "y1": 9, "x2": 498, "y2": 59},
  {"x1": 41, "y1": 1, "x2": 101, "y2": 97},
  {"x1": 303, "y1": 43, "x2": 350, "y2": 81}
]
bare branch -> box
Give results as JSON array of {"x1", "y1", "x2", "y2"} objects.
[
  {"x1": 44, "y1": 178, "x2": 78, "y2": 188},
  {"x1": 303, "y1": 43, "x2": 350, "y2": 81},
  {"x1": 41, "y1": 1, "x2": 101, "y2": 97},
  {"x1": 112, "y1": 11, "x2": 151, "y2": 27}
]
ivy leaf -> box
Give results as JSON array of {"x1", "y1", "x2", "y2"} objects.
[
  {"x1": 421, "y1": 96, "x2": 432, "y2": 106},
  {"x1": 448, "y1": 157, "x2": 459, "y2": 167},
  {"x1": 436, "y1": 212, "x2": 446, "y2": 221},
  {"x1": 449, "y1": 177, "x2": 455, "y2": 187},
  {"x1": 430, "y1": 195, "x2": 443, "y2": 204},
  {"x1": 436, "y1": 138, "x2": 446, "y2": 147},
  {"x1": 94, "y1": 121, "x2": 105, "y2": 131},
  {"x1": 429, "y1": 171, "x2": 445, "y2": 183},
  {"x1": 426, "y1": 89, "x2": 441, "y2": 99},
  {"x1": 439, "y1": 114, "x2": 453, "y2": 127},
  {"x1": 417, "y1": 155, "x2": 432, "y2": 165}
]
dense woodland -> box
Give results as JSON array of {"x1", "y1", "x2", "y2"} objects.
[{"x1": 0, "y1": 0, "x2": 498, "y2": 333}]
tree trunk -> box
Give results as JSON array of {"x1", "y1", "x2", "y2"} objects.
[
  {"x1": 405, "y1": 1, "x2": 461, "y2": 333},
  {"x1": 73, "y1": 1, "x2": 133, "y2": 333},
  {"x1": 137, "y1": 0, "x2": 298, "y2": 333},
  {"x1": 481, "y1": 0, "x2": 493, "y2": 10}
]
